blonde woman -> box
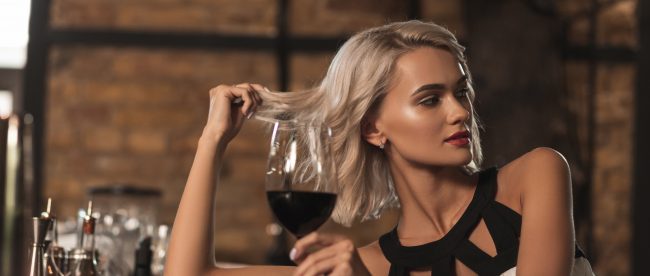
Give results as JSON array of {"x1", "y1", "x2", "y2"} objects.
[{"x1": 165, "y1": 20, "x2": 594, "y2": 276}]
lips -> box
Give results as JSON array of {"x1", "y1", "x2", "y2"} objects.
[
  {"x1": 445, "y1": 130, "x2": 470, "y2": 141},
  {"x1": 444, "y1": 130, "x2": 470, "y2": 146}
]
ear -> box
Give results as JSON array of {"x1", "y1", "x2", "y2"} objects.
[{"x1": 361, "y1": 115, "x2": 384, "y2": 147}]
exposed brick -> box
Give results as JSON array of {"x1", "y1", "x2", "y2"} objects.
[
  {"x1": 592, "y1": 64, "x2": 635, "y2": 276},
  {"x1": 556, "y1": 0, "x2": 592, "y2": 17},
  {"x1": 290, "y1": 53, "x2": 334, "y2": 91},
  {"x1": 47, "y1": 126, "x2": 76, "y2": 149},
  {"x1": 597, "y1": 1, "x2": 638, "y2": 48},
  {"x1": 170, "y1": 132, "x2": 201, "y2": 153},
  {"x1": 289, "y1": 0, "x2": 407, "y2": 36},
  {"x1": 51, "y1": 0, "x2": 277, "y2": 35},
  {"x1": 567, "y1": 17, "x2": 590, "y2": 46},
  {"x1": 92, "y1": 155, "x2": 141, "y2": 176},
  {"x1": 421, "y1": 0, "x2": 465, "y2": 37},
  {"x1": 68, "y1": 105, "x2": 112, "y2": 126},
  {"x1": 224, "y1": 120, "x2": 271, "y2": 156},
  {"x1": 126, "y1": 130, "x2": 168, "y2": 154},
  {"x1": 82, "y1": 127, "x2": 124, "y2": 152},
  {"x1": 112, "y1": 107, "x2": 198, "y2": 129},
  {"x1": 50, "y1": 0, "x2": 118, "y2": 29}
]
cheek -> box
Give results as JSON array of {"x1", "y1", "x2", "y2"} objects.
[{"x1": 383, "y1": 107, "x2": 445, "y2": 155}]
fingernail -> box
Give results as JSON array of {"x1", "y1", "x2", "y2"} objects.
[
  {"x1": 289, "y1": 248, "x2": 297, "y2": 261},
  {"x1": 264, "y1": 87, "x2": 271, "y2": 92}
]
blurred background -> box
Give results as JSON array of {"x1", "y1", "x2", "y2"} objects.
[{"x1": 0, "y1": 0, "x2": 646, "y2": 275}]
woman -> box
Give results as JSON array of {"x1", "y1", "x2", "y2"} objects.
[{"x1": 165, "y1": 20, "x2": 594, "y2": 275}]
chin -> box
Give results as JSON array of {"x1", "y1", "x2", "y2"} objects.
[
  {"x1": 452, "y1": 151, "x2": 473, "y2": 166},
  {"x1": 418, "y1": 153, "x2": 473, "y2": 168}
]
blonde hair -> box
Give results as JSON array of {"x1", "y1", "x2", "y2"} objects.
[{"x1": 258, "y1": 20, "x2": 483, "y2": 226}]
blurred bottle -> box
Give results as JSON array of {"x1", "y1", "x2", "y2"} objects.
[
  {"x1": 133, "y1": 236, "x2": 152, "y2": 276},
  {"x1": 43, "y1": 198, "x2": 67, "y2": 276},
  {"x1": 68, "y1": 201, "x2": 99, "y2": 276},
  {"x1": 88, "y1": 185, "x2": 161, "y2": 274},
  {"x1": 1, "y1": 90, "x2": 35, "y2": 276},
  {"x1": 151, "y1": 224, "x2": 170, "y2": 275}
]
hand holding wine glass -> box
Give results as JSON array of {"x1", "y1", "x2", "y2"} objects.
[
  {"x1": 291, "y1": 232, "x2": 371, "y2": 276},
  {"x1": 264, "y1": 120, "x2": 371, "y2": 276}
]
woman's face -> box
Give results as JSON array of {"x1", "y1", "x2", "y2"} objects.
[{"x1": 372, "y1": 47, "x2": 473, "y2": 168}]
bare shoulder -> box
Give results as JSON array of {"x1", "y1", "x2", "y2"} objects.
[
  {"x1": 500, "y1": 147, "x2": 571, "y2": 203},
  {"x1": 497, "y1": 147, "x2": 571, "y2": 212},
  {"x1": 502, "y1": 147, "x2": 569, "y2": 176},
  {"x1": 358, "y1": 241, "x2": 390, "y2": 275},
  {"x1": 504, "y1": 148, "x2": 575, "y2": 274}
]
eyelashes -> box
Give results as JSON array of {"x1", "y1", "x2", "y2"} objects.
[
  {"x1": 418, "y1": 87, "x2": 470, "y2": 106},
  {"x1": 419, "y1": 95, "x2": 440, "y2": 105}
]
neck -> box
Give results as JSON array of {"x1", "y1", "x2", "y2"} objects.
[{"x1": 387, "y1": 153, "x2": 478, "y2": 244}]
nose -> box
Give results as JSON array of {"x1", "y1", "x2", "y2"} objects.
[{"x1": 445, "y1": 96, "x2": 470, "y2": 125}]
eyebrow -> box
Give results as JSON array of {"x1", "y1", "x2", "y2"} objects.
[{"x1": 411, "y1": 76, "x2": 468, "y2": 96}]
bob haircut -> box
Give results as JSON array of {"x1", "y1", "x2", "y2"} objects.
[{"x1": 258, "y1": 20, "x2": 483, "y2": 226}]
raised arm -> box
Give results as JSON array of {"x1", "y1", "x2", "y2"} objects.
[
  {"x1": 164, "y1": 84, "x2": 293, "y2": 276},
  {"x1": 516, "y1": 147, "x2": 575, "y2": 275}
]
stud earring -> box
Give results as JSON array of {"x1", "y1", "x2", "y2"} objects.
[{"x1": 379, "y1": 139, "x2": 386, "y2": 150}]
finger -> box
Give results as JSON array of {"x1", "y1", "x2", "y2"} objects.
[
  {"x1": 243, "y1": 83, "x2": 264, "y2": 107},
  {"x1": 293, "y1": 245, "x2": 340, "y2": 275},
  {"x1": 249, "y1": 83, "x2": 268, "y2": 96},
  {"x1": 250, "y1": 85, "x2": 265, "y2": 107},
  {"x1": 235, "y1": 83, "x2": 261, "y2": 116},
  {"x1": 301, "y1": 254, "x2": 351, "y2": 276},
  {"x1": 296, "y1": 238, "x2": 354, "y2": 265},
  {"x1": 292, "y1": 232, "x2": 343, "y2": 261},
  {"x1": 245, "y1": 84, "x2": 263, "y2": 112},
  {"x1": 329, "y1": 260, "x2": 354, "y2": 276},
  {"x1": 250, "y1": 87, "x2": 263, "y2": 106},
  {"x1": 233, "y1": 87, "x2": 254, "y2": 116}
]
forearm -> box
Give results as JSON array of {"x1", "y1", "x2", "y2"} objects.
[{"x1": 165, "y1": 136, "x2": 225, "y2": 276}]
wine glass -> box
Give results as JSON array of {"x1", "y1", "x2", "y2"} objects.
[{"x1": 265, "y1": 120, "x2": 338, "y2": 238}]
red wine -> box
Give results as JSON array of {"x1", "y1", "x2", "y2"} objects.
[{"x1": 266, "y1": 191, "x2": 337, "y2": 238}]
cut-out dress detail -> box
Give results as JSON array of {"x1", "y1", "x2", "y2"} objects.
[{"x1": 379, "y1": 167, "x2": 595, "y2": 276}]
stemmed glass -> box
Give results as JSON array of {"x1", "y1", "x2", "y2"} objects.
[{"x1": 265, "y1": 120, "x2": 338, "y2": 238}]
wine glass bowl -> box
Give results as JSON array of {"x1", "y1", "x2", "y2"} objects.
[{"x1": 265, "y1": 120, "x2": 337, "y2": 238}]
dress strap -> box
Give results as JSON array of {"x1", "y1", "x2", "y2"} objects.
[{"x1": 379, "y1": 167, "x2": 497, "y2": 275}]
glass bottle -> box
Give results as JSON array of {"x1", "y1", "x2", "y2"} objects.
[
  {"x1": 42, "y1": 198, "x2": 67, "y2": 276},
  {"x1": 68, "y1": 201, "x2": 100, "y2": 276}
]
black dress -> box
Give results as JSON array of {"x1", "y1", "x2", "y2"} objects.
[{"x1": 378, "y1": 167, "x2": 592, "y2": 276}]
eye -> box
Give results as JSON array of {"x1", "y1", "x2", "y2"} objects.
[
  {"x1": 455, "y1": 87, "x2": 470, "y2": 99},
  {"x1": 419, "y1": 95, "x2": 440, "y2": 106}
]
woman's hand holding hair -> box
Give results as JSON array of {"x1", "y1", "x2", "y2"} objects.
[
  {"x1": 291, "y1": 232, "x2": 371, "y2": 276},
  {"x1": 201, "y1": 83, "x2": 266, "y2": 149}
]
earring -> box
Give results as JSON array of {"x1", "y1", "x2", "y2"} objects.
[{"x1": 379, "y1": 139, "x2": 386, "y2": 150}]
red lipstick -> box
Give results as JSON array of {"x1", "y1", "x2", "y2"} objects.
[{"x1": 445, "y1": 130, "x2": 470, "y2": 146}]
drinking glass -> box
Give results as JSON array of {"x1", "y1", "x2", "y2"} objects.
[{"x1": 265, "y1": 120, "x2": 337, "y2": 238}]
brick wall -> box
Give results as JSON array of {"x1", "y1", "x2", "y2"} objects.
[
  {"x1": 42, "y1": 0, "x2": 637, "y2": 271},
  {"x1": 46, "y1": 45, "x2": 280, "y2": 262},
  {"x1": 562, "y1": 1, "x2": 637, "y2": 275}
]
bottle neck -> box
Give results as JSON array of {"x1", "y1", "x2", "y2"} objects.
[
  {"x1": 80, "y1": 231, "x2": 94, "y2": 251},
  {"x1": 79, "y1": 217, "x2": 95, "y2": 251}
]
